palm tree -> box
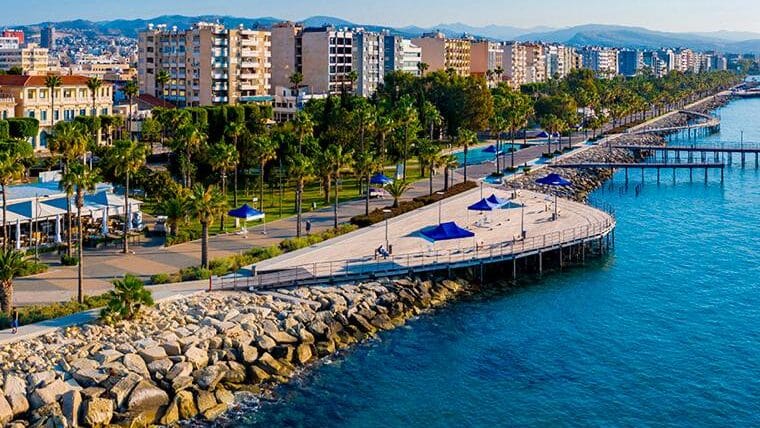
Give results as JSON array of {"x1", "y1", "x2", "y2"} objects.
[
  {"x1": 292, "y1": 111, "x2": 313, "y2": 153},
  {"x1": 353, "y1": 150, "x2": 380, "y2": 216},
  {"x1": 417, "y1": 62, "x2": 429, "y2": 76},
  {"x1": 108, "y1": 139, "x2": 147, "y2": 254},
  {"x1": 60, "y1": 163, "x2": 100, "y2": 304},
  {"x1": 416, "y1": 140, "x2": 442, "y2": 195},
  {"x1": 325, "y1": 144, "x2": 352, "y2": 229},
  {"x1": 157, "y1": 195, "x2": 187, "y2": 239},
  {"x1": 208, "y1": 142, "x2": 238, "y2": 231},
  {"x1": 489, "y1": 116, "x2": 508, "y2": 173},
  {"x1": 187, "y1": 184, "x2": 227, "y2": 269},
  {"x1": 396, "y1": 97, "x2": 419, "y2": 180},
  {"x1": 123, "y1": 79, "x2": 139, "y2": 140},
  {"x1": 48, "y1": 122, "x2": 88, "y2": 257},
  {"x1": 385, "y1": 180, "x2": 411, "y2": 209},
  {"x1": 441, "y1": 154, "x2": 458, "y2": 191},
  {"x1": 0, "y1": 248, "x2": 30, "y2": 315},
  {"x1": 456, "y1": 128, "x2": 477, "y2": 182},
  {"x1": 173, "y1": 123, "x2": 205, "y2": 187},
  {"x1": 374, "y1": 113, "x2": 394, "y2": 164},
  {"x1": 45, "y1": 75, "x2": 62, "y2": 128},
  {"x1": 102, "y1": 274, "x2": 154, "y2": 322},
  {"x1": 289, "y1": 72, "x2": 304, "y2": 92},
  {"x1": 287, "y1": 153, "x2": 313, "y2": 238},
  {"x1": 0, "y1": 151, "x2": 27, "y2": 250},
  {"x1": 252, "y1": 134, "x2": 278, "y2": 212},
  {"x1": 224, "y1": 121, "x2": 247, "y2": 208},
  {"x1": 156, "y1": 70, "x2": 170, "y2": 100},
  {"x1": 86, "y1": 77, "x2": 102, "y2": 117}
]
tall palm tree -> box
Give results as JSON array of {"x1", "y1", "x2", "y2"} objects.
[
  {"x1": 48, "y1": 122, "x2": 88, "y2": 257},
  {"x1": 385, "y1": 180, "x2": 411, "y2": 209},
  {"x1": 325, "y1": 144, "x2": 352, "y2": 229},
  {"x1": 489, "y1": 116, "x2": 508, "y2": 173},
  {"x1": 187, "y1": 184, "x2": 227, "y2": 269},
  {"x1": 108, "y1": 140, "x2": 147, "y2": 254},
  {"x1": 289, "y1": 72, "x2": 304, "y2": 92},
  {"x1": 0, "y1": 149, "x2": 28, "y2": 250},
  {"x1": 123, "y1": 79, "x2": 139, "y2": 141},
  {"x1": 456, "y1": 128, "x2": 477, "y2": 182},
  {"x1": 441, "y1": 154, "x2": 458, "y2": 191},
  {"x1": 156, "y1": 70, "x2": 170, "y2": 100},
  {"x1": 86, "y1": 77, "x2": 102, "y2": 117},
  {"x1": 224, "y1": 121, "x2": 247, "y2": 208},
  {"x1": 173, "y1": 123, "x2": 205, "y2": 187},
  {"x1": 287, "y1": 153, "x2": 313, "y2": 238},
  {"x1": 353, "y1": 150, "x2": 380, "y2": 216},
  {"x1": 0, "y1": 248, "x2": 30, "y2": 315},
  {"x1": 396, "y1": 97, "x2": 419, "y2": 180},
  {"x1": 417, "y1": 62, "x2": 429, "y2": 76},
  {"x1": 45, "y1": 75, "x2": 62, "y2": 128},
  {"x1": 292, "y1": 111, "x2": 313, "y2": 153},
  {"x1": 252, "y1": 134, "x2": 278, "y2": 212},
  {"x1": 60, "y1": 163, "x2": 100, "y2": 304},
  {"x1": 208, "y1": 142, "x2": 238, "y2": 231},
  {"x1": 157, "y1": 195, "x2": 187, "y2": 239}
]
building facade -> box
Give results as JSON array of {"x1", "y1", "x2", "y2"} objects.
[
  {"x1": 0, "y1": 75, "x2": 113, "y2": 149},
  {"x1": 352, "y1": 30, "x2": 384, "y2": 97},
  {"x1": 269, "y1": 21, "x2": 303, "y2": 95},
  {"x1": 301, "y1": 27, "x2": 354, "y2": 95},
  {"x1": 545, "y1": 44, "x2": 577, "y2": 79},
  {"x1": 40, "y1": 26, "x2": 56, "y2": 50},
  {"x1": 524, "y1": 43, "x2": 546, "y2": 83},
  {"x1": 618, "y1": 50, "x2": 643, "y2": 76},
  {"x1": 412, "y1": 32, "x2": 471, "y2": 76},
  {"x1": 384, "y1": 35, "x2": 422, "y2": 76},
  {"x1": 581, "y1": 47, "x2": 618, "y2": 78},
  {"x1": 0, "y1": 44, "x2": 49, "y2": 74},
  {"x1": 2, "y1": 30, "x2": 24, "y2": 45},
  {"x1": 470, "y1": 41, "x2": 504, "y2": 80},
  {"x1": 138, "y1": 22, "x2": 271, "y2": 107},
  {"x1": 502, "y1": 42, "x2": 527, "y2": 89}
]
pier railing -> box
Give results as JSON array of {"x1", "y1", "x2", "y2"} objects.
[{"x1": 213, "y1": 216, "x2": 615, "y2": 291}]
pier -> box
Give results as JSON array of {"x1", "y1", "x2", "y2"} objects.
[
  {"x1": 626, "y1": 110, "x2": 721, "y2": 137},
  {"x1": 612, "y1": 143, "x2": 760, "y2": 167},
  {"x1": 213, "y1": 189, "x2": 616, "y2": 290},
  {"x1": 551, "y1": 162, "x2": 726, "y2": 183}
]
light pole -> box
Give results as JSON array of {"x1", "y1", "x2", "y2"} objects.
[
  {"x1": 520, "y1": 199, "x2": 526, "y2": 239},
  {"x1": 435, "y1": 191, "x2": 444, "y2": 224},
  {"x1": 382, "y1": 209, "x2": 391, "y2": 253}
]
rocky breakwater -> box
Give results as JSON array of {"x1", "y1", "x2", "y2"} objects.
[{"x1": 0, "y1": 277, "x2": 468, "y2": 427}]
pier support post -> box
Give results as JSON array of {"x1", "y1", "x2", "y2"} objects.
[
  {"x1": 512, "y1": 257, "x2": 517, "y2": 281},
  {"x1": 704, "y1": 167, "x2": 708, "y2": 183},
  {"x1": 538, "y1": 252, "x2": 543, "y2": 276},
  {"x1": 657, "y1": 168, "x2": 660, "y2": 183}
]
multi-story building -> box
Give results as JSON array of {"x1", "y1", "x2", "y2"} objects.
[
  {"x1": 301, "y1": 27, "x2": 354, "y2": 95},
  {"x1": 412, "y1": 32, "x2": 471, "y2": 76},
  {"x1": 524, "y1": 43, "x2": 546, "y2": 83},
  {"x1": 470, "y1": 40, "x2": 503, "y2": 81},
  {"x1": 502, "y1": 42, "x2": 527, "y2": 89},
  {"x1": 272, "y1": 85, "x2": 328, "y2": 122},
  {"x1": 41, "y1": 26, "x2": 56, "y2": 49},
  {"x1": 581, "y1": 46, "x2": 618, "y2": 78},
  {"x1": 618, "y1": 50, "x2": 643, "y2": 76},
  {"x1": 2, "y1": 30, "x2": 25, "y2": 45},
  {"x1": 269, "y1": 21, "x2": 303, "y2": 94},
  {"x1": 676, "y1": 48, "x2": 697, "y2": 73},
  {"x1": 0, "y1": 37, "x2": 19, "y2": 50},
  {"x1": 352, "y1": 29, "x2": 384, "y2": 97},
  {"x1": 545, "y1": 44, "x2": 577, "y2": 79},
  {"x1": 138, "y1": 22, "x2": 271, "y2": 106},
  {"x1": 0, "y1": 75, "x2": 113, "y2": 149},
  {"x1": 0, "y1": 94, "x2": 14, "y2": 120},
  {"x1": 384, "y1": 35, "x2": 422, "y2": 76},
  {"x1": 0, "y1": 44, "x2": 49, "y2": 74}
]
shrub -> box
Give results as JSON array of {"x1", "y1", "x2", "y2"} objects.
[
  {"x1": 505, "y1": 166, "x2": 518, "y2": 173},
  {"x1": 150, "y1": 273, "x2": 177, "y2": 284},
  {"x1": 60, "y1": 254, "x2": 79, "y2": 266},
  {"x1": 351, "y1": 200, "x2": 425, "y2": 227},
  {"x1": 412, "y1": 181, "x2": 477, "y2": 206},
  {"x1": 7, "y1": 117, "x2": 39, "y2": 139},
  {"x1": 19, "y1": 260, "x2": 48, "y2": 277},
  {"x1": 0, "y1": 294, "x2": 110, "y2": 329},
  {"x1": 523, "y1": 166, "x2": 533, "y2": 173},
  {"x1": 0, "y1": 120, "x2": 8, "y2": 139},
  {"x1": 180, "y1": 266, "x2": 211, "y2": 282},
  {"x1": 554, "y1": 149, "x2": 563, "y2": 155},
  {"x1": 101, "y1": 275, "x2": 154, "y2": 324}
]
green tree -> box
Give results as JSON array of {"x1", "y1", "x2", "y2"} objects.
[
  {"x1": 187, "y1": 184, "x2": 227, "y2": 268},
  {"x1": 385, "y1": 180, "x2": 411, "y2": 209},
  {"x1": 251, "y1": 134, "x2": 278, "y2": 212},
  {"x1": 45, "y1": 75, "x2": 62, "y2": 128},
  {"x1": 124, "y1": 79, "x2": 139, "y2": 140},
  {"x1": 224, "y1": 121, "x2": 247, "y2": 208},
  {"x1": 456, "y1": 128, "x2": 477, "y2": 182},
  {"x1": 86, "y1": 77, "x2": 102, "y2": 118},
  {"x1": 287, "y1": 153, "x2": 313, "y2": 238},
  {"x1": 0, "y1": 248, "x2": 30, "y2": 315},
  {"x1": 0, "y1": 148, "x2": 28, "y2": 250},
  {"x1": 353, "y1": 150, "x2": 381, "y2": 215},
  {"x1": 49, "y1": 121, "x2": 88, "y2": 256},
  {"x1": 101, "y1": 274, "x2": 154, "y2": 323},
  {"x1": 208, "y1": 141, "x2": 239, "y2": 231},
  {"x1": 157, "y1": 194, "x2": 187, "y2": 239},
  {"x1": 172, "y1": 123, "x2": 205, "y2": 187},
  {"x1": 289, "y1": 72, "x2": 304, "y2": 92},
  {"x1": 325, "y1": 144, "x2": 352, "y2": 229},
  {"x1": 156, "y1": 69, "x2": 170, "y2": 100},
  {"x1": 108, "y1": 139, "x2": 147, "y2": 254}
]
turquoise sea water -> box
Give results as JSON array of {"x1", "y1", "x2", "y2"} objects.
[{"x1": 226, "y1": 99, "x2": 760, "y2": 427}]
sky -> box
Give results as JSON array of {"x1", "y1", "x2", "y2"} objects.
[{"x1": 2, "y1": 0, "x2": 758, "y2": 33}]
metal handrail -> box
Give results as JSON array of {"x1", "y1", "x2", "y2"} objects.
[{"x1": 218, "y1": 216, "x2": 615, "y2": 290}]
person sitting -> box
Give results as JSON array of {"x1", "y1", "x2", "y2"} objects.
[{"x1": 379, "y1": 247, "x2": 390, "y2": 259}]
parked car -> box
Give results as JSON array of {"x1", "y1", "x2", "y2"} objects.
[{"x1": 365, "y1": 188, "x2": 386, "y2": 199}]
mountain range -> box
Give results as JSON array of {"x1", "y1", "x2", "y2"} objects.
[{"x1": 13, "y1": 15, "x2": 760, "y2": 53}]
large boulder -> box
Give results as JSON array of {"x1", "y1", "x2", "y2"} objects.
[
  {"x1": 126, "y1": 380, "x2": 169, "y2": 413},
  {"x1": 29, "y1": 379, "x2": 71, "y2": 409},
  {"x1": 122, "y1": 353, "x2": 150, "y2": 377},
  {"x1": 110, "y1": 373, "x2": 141, "y2": 410},
  {"x1": 0, "y1": 395, "x2": 13, "y2": 425},
  {"x1": 73, "y1": 368, "x2": 109, "y2": 387},
  {"x1": 3, "y1": 375, "x2": 27, "y2": 397},
  {"x1": 195, "y1": 390, "x2": 217, "y2": 414},
  {"x1": 60, "y1": 390, "x2": 82, "y2": 427},
  {"x1": 240, "y1": 344, "x2": 259, "y2": 364},
  {"x1": 296, "y1": 343, "x2": 313, "y2": 365},
  {"x1": 82, "y1": 397, "x2": 113, "y2": 427},
  {"x1": 166, "y1": 362, "x2": 193, "y2": 381},
  {"x1": 138, "y1": 347, "x2": 168, "y2": 364},
  {"x1": 6, "y1": 393, "x2": 29, "y2": 417},
  {"x1": 184, "y1": 346, "x2": 209, "y2": 370},
  {"x1": 202, "y1": 403, "x2": 228, "y2": 421},
  {"x1": 194, "y1": 364, "x2": 226, "y2": 390},
  {"x1": 175, "y1": 390, "x2": 198, "y2": 420}
]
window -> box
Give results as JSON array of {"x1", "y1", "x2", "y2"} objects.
[
  {"x1": 39, "y1": 90, "x2": 47, "y2": 99},
  {"x1": 27, "y1": 89, "x2": 35, "y2": 99},
  {"x1": 41, "y1": 110, "x2": 47, "y2": 121},
  {"x1": 54, "y1": 110, "x2": 59, "y2": 121},
  {"x1": 27, "y1": 110, "x2": 35, "y2": 118},
  {"x1": 101, "y1": 108, "x2": 108, "y2": 115},
  {"x1": 79, "y1": 109, "x2": 86, "y2": 116}
]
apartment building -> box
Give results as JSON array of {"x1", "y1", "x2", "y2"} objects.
[
  {"x1": 138, "y1": 22, "x2": 271, "y2": 107},
  {"x1": 412, "y1": 32, "x2": 471, "y2": 76},
  {"x1": 301, "y1": 27, "x2": 355, "y2": 95},
  {"x1": 272, "y1": 85, "x2": 328, "y2": 122},
  {"x1": 545, "y1": 44, "x2": 577, "y2": 79},
  {"x1": 0, "y1": 75, "x2": 113, "y2": 149},
  {"x1": 2, "y1": 30, "x2": 24, "y2": 45},
  {"x1": 618, "y1": 50, "x2": 643, "y2": 76},
  {"x1": 384, "y1": 35, "x2": 422, "y2": 76},
  {"x1": 352, "y1": 30, "x2": 384, "y2": 97},
  {"x1": 502, "y1": 41, "x2": 527, "y2": 89},
  {"x1": 581, "y1": 47, "x2": 618, "y2": 78},
  {"x1": 0, "y1": 94, "x2": 14, "y2": 120},
  {"x1": 0, "y1": 44, "x2": 50, "y2": 75},
  {"x1": 470, "y1": 41, "x2": 503, "y2": 79},
  {"x1": 269, "y1": 21, "x2": 303, "y2": 94},
  {"x1": 524, "y1": 43, "x2": 546, "y2": 83},
  {"x1": 0, "y1": 37, "x2": 19, "y2": 50}
]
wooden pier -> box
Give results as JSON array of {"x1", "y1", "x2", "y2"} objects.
[
  {"x1": 551, "y1": 162, "x2": 726, "y2": 183},
  {"x1": 613, "y1": 144, "x2": 760, "y2": 167}
]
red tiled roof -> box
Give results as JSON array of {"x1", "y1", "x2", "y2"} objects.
[
  {"x1": 0, "y1": 74, "x2": 113, "y2": 87},
  {"x1": 137, "y1": 93, "x2": 175, "y2": 109}
]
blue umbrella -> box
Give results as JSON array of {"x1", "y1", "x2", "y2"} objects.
[
  {"x1": 228, "y1": 204, "x2": 265, "y2": 221},
  {"x1": 536, "y1": 131, "x2": 550, "y2": 138},
  {"x1": 535, "y1": 174, "x2": 572, "y2": 220},
  {"x1": 486, "y1": 194, "x2": 509, "y2": 206},
  {"x1": 370, "y1": 173, "x2": 394, "y2": 186},
  {"x1": 468, "y1": 198, "x2": 497, "y2": 211},
  {"x1": 421, "y1": 222, "x2": 475, "y2": 242}
]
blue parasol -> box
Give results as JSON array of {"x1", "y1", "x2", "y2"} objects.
[
  {"x1": 483, "y1": 145, "x2": 502, "y2": 155},
  {"x1": 535, "y1": 173, "x2": 572, "y2": 220},
  {"x1": 420, "y1": 222, "x2": 475, "y2": 242},
  {"x1": 486, "y1": 194, "x2": 509, "y2": 206},
  {"x1": 468, "y1": 198, "x2": 497, "y2": 211},
  {"x1": 228, "y1": 204, "x2": 265, "y2": 221},
  {"x1": 370, "y1": 173, "x2": 394, "y2": 186}
]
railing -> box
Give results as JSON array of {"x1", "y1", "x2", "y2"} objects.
[{"x1": 214, "y1": 216, "x2": 615, "y2": 291}]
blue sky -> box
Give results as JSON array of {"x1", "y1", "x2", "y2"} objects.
[{"x1": 2, "y1": 0, "x2": 757, "y2": 32}]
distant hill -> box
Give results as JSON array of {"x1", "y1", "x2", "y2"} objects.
[{"x1": 10, "y1": 16, "x2": 760, "y2": 53}]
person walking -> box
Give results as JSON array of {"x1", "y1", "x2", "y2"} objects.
[
  {"x1": 10, "y1": 309, "x2": 19, "y2": 334},
  {"x1": 305, "y1": 220, "x2": 312, "y2": 235}
]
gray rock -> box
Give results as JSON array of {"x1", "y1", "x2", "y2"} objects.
[
  {"x1": 171, "y1": 376, "x2": 193, "y2": 392},
  {"x1": 161, "y1": 341, "x2": 182, "y2": 357},
  {"x1": 7, "y1": 393, "x2": 29, "y2": 417},
  {"x1": 223, "y1": 361, "x2": 246, "y2": 384},
  {"x1": 138, "y1": 347, "x2": 167, "y2": 364},
  {"x1": 202, "y1": 403, "x2": 228, "y2": 421},
  {"x1": 240, "y1": 345, "x2": 259, "y2": 364},
  {"x1": 70, "y1": 358, "x2": 99, "y2": 372},
  {"x1": 60, "y1": 390, "x2": 82, "y2": 427},
  {"x1": 270, "y1": 331, "x2": 298, "y2": 344},
  {"x1": 256, "y1": 335, "x2": 277, "y2": 351},
  {"x1": 73, "y1": 368, "x2": 108, "y2": 387},
  {"x1": 126, "y1": 380, "x2": 169, "y2": 412},
  {"x1": 0, "y1": 395, "x2": 13, "y2": 425},
  {"x1": 82, "y1": 397, "x2": 113, "y2": 427},
  {"x1": 29, "y1": 379, "x2": 70, "y2": 409},
  {"x1": 147, "y1": 358, "x2": 173, "y2": 376},
  {"x1": 93, "y1": 349, "x2": 123, "y2": 365},
  {"x1": 3, "y1": 375, "x2": 26, "y2": 396},
  {"x1": 122, "y1": 353, "x2": 150, "y2": 377},
  {"x1": 110, "y1": 373, "x2": 141, "y2": 410},
  {"x1": 184, "y1": 346, "x2": 209, "y2": 370},
  {"x1": 194, "y1": 364, "x2": 226, "y2": 390},
  {"x1": 195, "y1": 390, "x2": 216, "y2": 413},
  {"x1": 27, "y1": 371, "x2": 57, "y2": 389},
  {"x1": 166, "y1": 362, "x2": 193, "y2": 381}
]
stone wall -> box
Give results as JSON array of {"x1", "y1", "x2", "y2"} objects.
[{"x1": 0, "y1": 277, "x2": 469, "y2": 427}]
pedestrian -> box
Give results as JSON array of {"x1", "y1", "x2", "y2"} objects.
[
  {"x1": 305, "y1": 220, "x2": 312, "y2": 235},
  {"x1": 10, "y1": 308, "x2": 19, "y2": 334}
]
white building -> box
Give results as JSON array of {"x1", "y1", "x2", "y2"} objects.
[{"x1": 353, "y1": 29, "x2": 384, "y2": 97}]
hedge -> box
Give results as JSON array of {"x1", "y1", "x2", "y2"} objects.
[
  {"x1": 7, "y1": 117, "x2": 39, "y2": 139},
  {"x1": 0, "y1": 294, "x2": 110, "y2": 329},
  {"x1": 0, "y1": 120, "x2": 8, "y2": 139}
]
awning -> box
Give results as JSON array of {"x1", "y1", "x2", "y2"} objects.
[
  {"x1": 420, "y1": 222, "x2": 475, "y2": 242},
  {"x1": 535, "y1": 173, "x2": 572, "y2": 186},
  {"x1": 483, "y1": 145, "x2": 502, "y2": 154},
  {"x1": 7, "y1": 200, "x2": 67, "y2": 220},
  {"x1": 228, "y1": 204, "x2": 265, "y2": 221},
  {"x1": 486, "y1": 194, "x2": 509, "y2": 206},
  {"x1": 468, "y1": 198, "x2": 497, "y2": 211}
]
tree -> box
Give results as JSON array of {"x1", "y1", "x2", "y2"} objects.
[
  {"x1": 0, "y1": 248, "x2": 30, "y2": 315},
  {"x1": 441, "y1": 154, "x2": 458, "y2": 191},
  {"x1": 417, "y1": 62, "x2": 429, "y2": 75},
  {"x1": 415, "y1": 139, "x2": 441, "y2": 194},
  {"x1": 60, "y1": 163, "x2": 100, "y2": 304},
  {"x1": 187, "y1": 184, "x2": 227, "y2": 268},
  {"x1": 156, "y1": 70, "x2": 170, "y2": 100},
  {"x1": 292, "y1": 111, "x2": 313, "y2": 153},
  {"x1": 394, "y1": 96, "x2": 420, "y2": 180},
  {"x1": 45, "y1": 75, "x2": 62, "y2": 128},
  {"x1": 385, "y1": 180, "x2": 411, "y2": 209},
  {"x1": 0, "y1": 150, "x2": 27, "y2": 250},
  {"x1": 172, "y1": 123, "x2": 205, "y2": 187},
  {"x1": 325, "y1": 144, "x2": 352, "y2": 229},
  {"x1": 124, "y1": 79, "x2": 139, "y2": 140},
  {"x1": 86, "y1": 77, "x2": 102, "y2": 118},
  {"x1": 108, "y1": 139, "x2": 147, "y2": 254},
  {"x1": 287, "y1": 153, "x2": 313, "y2": 238},
  {"x1": 489, "y1": 115, "x2": 508, "y2": 173},
  {"x1": 251, "y1": 134, "x2": 278, "y2": 212},
  {"x1": 101, "y1": 274, "x2": 154, "y2": 323},
  {"x1": 208, "y1": 141, "x2": 238, "y2": 231},
  {"x1": 289, "y1": 72, "x2": 304, "y2": 92},
  {"x1": 353, "y1": 150, "x2": 381, "y2": 215},
  {"x1": 456, "y1": 128, "x2": 477, "y2": 182},
  {"x1": 140, "y1": 117, "x2": 162, "y2": 152},
  {"x1": 157, "y1": 195, "x2": 187, "y2": 239},
  {"x1": 49, "y1": 122, "x2": 88, "y2": 257},
  {"x1": 224, "y1": 121, "x2": 247, "y2": 208}
]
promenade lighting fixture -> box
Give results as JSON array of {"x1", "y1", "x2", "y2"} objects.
[
  {"x1": 435, "y1": 192, "x2": 445, "y2": 224},
  {"x1": 382, "y1": 209, "x2": 392, "y2": 253}
]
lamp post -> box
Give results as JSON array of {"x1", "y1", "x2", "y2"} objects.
[
  {"x1": 382, "y1": 209, "x2": 391, "y2": 253},
  {"x1": 520, "y1": 199, "x2": 526, "y2": 239},
  {"x1": 435, "y1": 191, "x2": 444, "y2": 225}
]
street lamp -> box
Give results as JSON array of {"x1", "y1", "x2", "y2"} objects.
[
  {"x1": 382, "y1": 209, "x2": 392, "y2": 253},
  {"x1": 435, "y1": 191, "x2": 444, "y2": 224},
  {"x1": 520, "y1": 199, "x2": 526, "y2": 239}
]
